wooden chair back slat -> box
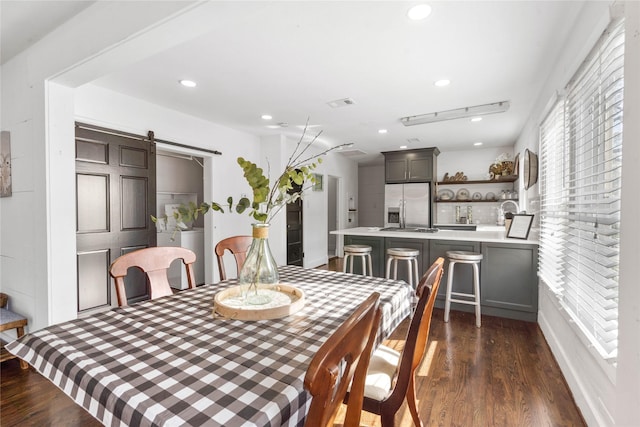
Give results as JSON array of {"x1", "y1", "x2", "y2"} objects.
[
  {"x1": 304, "y1": 292, "x2": 382, "y2": 427},
  {"x1": 109, "y1": 246, "x2": 197, "y2": 307},
  {"x1": 215, "y1": 236, "x2": 253, "y2": 281}
]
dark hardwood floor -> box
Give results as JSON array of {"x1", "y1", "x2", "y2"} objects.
[{"x1": 1, "y1": 258, "x2": 585, "y2": 427}]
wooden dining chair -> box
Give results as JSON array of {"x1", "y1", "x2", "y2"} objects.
[
  {"x1": 416, "y1": 257, "x2": 445, "y2": 300},
  {"x1": 347, "y1": 258, "x2": 445, "y2": 427},
  {"x1": 215, "y1": 235, "x2": 253, "y2": 281},
  {"x1": 109, "y1": 246, "x2": 197, "y2": 307},
  {"x1": 304, "y1": 292, "x2": 382, "y2": 427}
]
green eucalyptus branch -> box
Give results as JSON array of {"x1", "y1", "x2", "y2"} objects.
[{"x1": 151, "y1": 124, "x2": 352, "y2": 234}]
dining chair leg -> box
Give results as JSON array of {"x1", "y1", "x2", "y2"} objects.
[
  {"x1": 406, "y1": 375, "x2": 423, "y2": 427},
  {"x1": 380, "y1": 411, "x2": 396, "y2": 427}
]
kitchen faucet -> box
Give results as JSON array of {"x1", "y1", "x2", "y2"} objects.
[
  {"x1": 497, "y1": 200, "x2": 520, "y2": 225},
  {"x1": 500, "y1": 200, "x2": 520, "y2": 213}
]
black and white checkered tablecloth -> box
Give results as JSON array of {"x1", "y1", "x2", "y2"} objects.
[{"x1": 6, "y1": 265, "x2": 412, "y2": 427}]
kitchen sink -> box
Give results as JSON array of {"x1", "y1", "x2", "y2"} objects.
[
  {"x1": 432, "y1": 224, "x2": 477, "y2": 231},
  {"x1": 380, "y1": 227, "x2": 439, "y2": 233}
]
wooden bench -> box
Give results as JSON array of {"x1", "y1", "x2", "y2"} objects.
[{"x1": 0, "y1": 307, "x2": 29, "y2": 369}]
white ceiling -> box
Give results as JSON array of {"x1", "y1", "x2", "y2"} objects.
[{"x1": 1, "y1": 1, "x2": 585, "y2": 164}]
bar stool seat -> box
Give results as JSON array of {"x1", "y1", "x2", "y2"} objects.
[
  {"x1": 343, "y1": 245, "x2": 373, "y2": 276},
  {"x1": 386, "y1": 248, "x2": 420, "y2": 288},
  {"x1": 444, "y1": 250, "x2": 483, "y2": 327}
]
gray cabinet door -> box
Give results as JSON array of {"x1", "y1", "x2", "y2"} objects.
[
  {"x1": 384, "y1": 238, "x2": 429, "y2": 286},
  {"x1": 429, "y1": 239, "x2": 480, "y2": 306},
  {"x1": 407, "y1": 155, "x2": 433, "y2": 182},
  {"x1": 384, "y1": 157, "x2": 408, "y2": 183},
  {"x1": 383, "y1": 148, "x2": 439, "y2": 184},
  {"x1": 481, "y1": 242, "x2": 538, "y2": 317}
]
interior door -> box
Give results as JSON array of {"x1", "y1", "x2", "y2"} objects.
[
  {"x1": 286, "y1": 182, "x2": 303, "y2": 266},
  {"x1": 75, "y1": 124, "x2": 156, "y2": 312}
]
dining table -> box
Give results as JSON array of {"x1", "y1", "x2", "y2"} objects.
[{"x1": 6, "y1": 265, "x2": 413, "y2": 427}]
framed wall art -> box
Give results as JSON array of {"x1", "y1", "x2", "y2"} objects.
[
  {"x1": 506, "y1": 214, "x2": 534, "y2": 239},
  {"x1": 312, "y1": 173, "x2": 323, "y2": 191},
  {"x1": 1, "y1": 131, "x2": 12, "y2": 197}
]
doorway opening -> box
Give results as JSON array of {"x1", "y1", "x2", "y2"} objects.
[{"x1": 327, "y1": 175, "x2": 340, "y2": 260}]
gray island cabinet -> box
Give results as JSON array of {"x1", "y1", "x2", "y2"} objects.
[{"x1": 336, "y1": 227, "x2": 538, "y2": 322}]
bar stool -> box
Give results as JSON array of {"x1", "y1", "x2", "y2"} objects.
[
  {"x1": 385, "y1": 248, "x2": 420, "y2": 288},
  {"x1": 444, "y1": 250, "x2": 483, "y2": 328},
  {"x1": 343, "y1": 245, "x2": 373, "y2": 276}
]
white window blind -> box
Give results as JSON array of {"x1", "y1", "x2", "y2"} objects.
[{"x1": 539, "y1": 18, "x2": 624, "y2": 360}]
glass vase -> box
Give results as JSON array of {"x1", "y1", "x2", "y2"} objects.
[{"x1": 238, "y1": 223, "x2": 279, "y2": 305}]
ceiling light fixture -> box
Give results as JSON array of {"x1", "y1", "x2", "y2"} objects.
[
  {"x1": 474, "y1": 142, "x2": 483, "y2": 146},
  {"x1": 378, "y1": 129, "x2": 388, "y2": 134},
  {"x1": 471, "y1": 117, "x2": 483, "y2": 122},
  {"x1": 407, "y1": 4, "x2": 432, "y2": 20},
  {"x1": 400, "y1": 101, "x2": 510, "y2": 126},
  {"x1": 400, "y1": 145, "x2": 408, "y2": 149},
  {"x1": 261, "y1": 114, "x2": 272, "y2": 120},
  {"x1": 179, "y1": 79, "x2": 197, "y2": 88},
  {"x1": 434, "y1": 79, "x2": 450, "y2": 87}
]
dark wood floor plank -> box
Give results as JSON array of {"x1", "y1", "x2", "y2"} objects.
[{"x1": 1, "y1": 259, "x2": 585, "y2": 427}]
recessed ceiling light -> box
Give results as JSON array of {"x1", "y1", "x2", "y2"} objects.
[
  {"x1": 400, "y1": 145, "x2": 408, "y2": 149},
  {"x1": 179, "y1": 80, "x2": 196, "y2": 88},
  {"x1": 407, "y1": 4, "x2": 432, "y2": 20},
  {"x1": 471, "y1": 117, "x2": 483, "y2": 122},
  {"x1": 434, "y1": 79, "x2": 450, "y2": 87},
  {"x1": 378, "y1": 129, "x2": 388, "y2": 134},
  {"x1": 266, "y1": 125, "x2": 281, "y2": 129},
  {"x1": 474, "y1": 142, "x2": 483, "y2": 146},
  {"x1": 261, "y1": 114, "x2": 272, "y2": 120}
]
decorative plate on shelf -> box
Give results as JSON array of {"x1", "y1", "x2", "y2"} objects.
[
  {"x1": 456, "y1": 188, "x2": 470, "y2": 201},
  {"x1": 438, "y1": 189, "x2": 454, "y2": 201},
  {"x1": 485, "y1": 192, "x2": 496, "y2": 201},
  {"x1": 472, "y1": 192, "x2": 483, "y2": 201}
]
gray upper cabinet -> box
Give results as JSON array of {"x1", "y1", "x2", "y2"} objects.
[{"x1": 382, "y1": 147, "x2": 440, "y2": 183}]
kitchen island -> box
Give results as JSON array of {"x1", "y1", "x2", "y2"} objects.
[{"x1": 331, "y1": 226, "x2": 539, "y2": 322}]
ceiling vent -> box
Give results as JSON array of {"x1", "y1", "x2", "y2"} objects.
[
  {"x1": 338, "y1": 148, "x2": 367, "y2": 157},
  {"x1": 327, "y1": 98, "x2": 356, "y2": 108},
  {"x1": 407, "y1": 138, "x2": 421, "y2": 144}
]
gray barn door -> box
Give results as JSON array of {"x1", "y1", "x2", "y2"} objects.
[{"x1": 75, "y1": 124, "x2": 156, "y2": 311}]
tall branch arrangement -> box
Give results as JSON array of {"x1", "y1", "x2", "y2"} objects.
[{"x1": 152, "y1": 122, "x2": 349, "y2": 230}]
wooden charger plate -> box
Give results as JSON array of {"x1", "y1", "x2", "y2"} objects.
[{"x1": 213, "y1": 283, "x2": 305, "y2": 321}]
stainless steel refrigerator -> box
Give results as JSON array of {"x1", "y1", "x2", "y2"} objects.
[{"x1": 384, "y1": 183, "x2": 431, "y2": 228}]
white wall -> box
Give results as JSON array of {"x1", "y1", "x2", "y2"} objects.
[
  {"x1": 0, "y1": 0, "x2": 216, "y2": 333},
  {"x1": 75, "y1": 84, "x2": 262, "y2": 286},
  {"x1": 514, "y1": 2, "x2": 640, "y2": 425},
  {"x1": 0, "y1": 1, "x2": 357, "y2": 333}
]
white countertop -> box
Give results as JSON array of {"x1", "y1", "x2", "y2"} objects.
[{"x1": 331, "y1": 226, "x2": 538, "y2": 245}]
